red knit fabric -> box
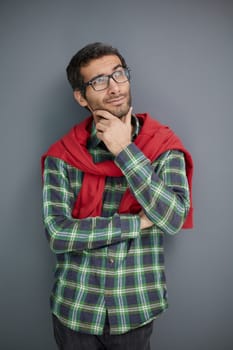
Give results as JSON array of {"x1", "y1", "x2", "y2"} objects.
[{"x1": 42, "y1": 113, "x2": 194, "y2": 228}]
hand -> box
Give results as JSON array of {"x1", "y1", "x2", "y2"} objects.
[
  {"x1": 93, "y1": 107, "x2": 133, "y2": 156},
  {"x1": 139, "y1": 210, "x2": 154, "y2": 230}
]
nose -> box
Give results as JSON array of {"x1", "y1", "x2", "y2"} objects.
[{"x1": 108, "y1": 77, "x2": 120, "y2": 94}]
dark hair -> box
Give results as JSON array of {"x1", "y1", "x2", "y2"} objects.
[{"x1": 66, "y1": 42, "x2": 127, "y2": 95}]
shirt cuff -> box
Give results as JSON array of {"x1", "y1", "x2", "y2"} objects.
[
  {"x1": 115, "y1": 143, "x2": 149, "y2": 173},
  {"x1": 120, "y1": 214, "x2": 141, "y2": 239}
]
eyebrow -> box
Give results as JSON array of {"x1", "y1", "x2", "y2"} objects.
[{"x1": 112, "y1": 64, "x2": 123, "y2": 71}]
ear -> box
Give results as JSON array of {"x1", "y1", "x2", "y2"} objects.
[{"x1": 73, "y1": 90, "x2": 88, "y2": 107}]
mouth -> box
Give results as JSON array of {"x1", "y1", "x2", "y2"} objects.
[{"x1": 106, "y1": 96, "x2": 126, "y2": 106}]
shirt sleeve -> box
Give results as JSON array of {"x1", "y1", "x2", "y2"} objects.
[
  {"x1": 42, "y1": 156, "x2": 140, "y2": 254},
  {"x1": 115, "y1": 144, "x2": 190, "y2": 235}
]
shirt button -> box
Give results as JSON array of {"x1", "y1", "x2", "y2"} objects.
[{"x1": 109, "y1": 258, "x2": 114, "y2": 264}]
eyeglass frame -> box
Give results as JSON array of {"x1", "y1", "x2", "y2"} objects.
[{"x1": 81, "y1": 66, "x2": 131, "y2": 92}]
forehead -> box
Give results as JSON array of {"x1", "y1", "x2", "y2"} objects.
[{"x1": 80, "y1": 55, "x2": 122, "y2": 81}]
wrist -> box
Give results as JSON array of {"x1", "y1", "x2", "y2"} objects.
[{"x1": 114, "y1": 141, "x2": 131, "y2": 156}]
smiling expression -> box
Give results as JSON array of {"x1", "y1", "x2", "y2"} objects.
[{"x1": 74, "y1": 55, "x2": 132, "y2": 120}]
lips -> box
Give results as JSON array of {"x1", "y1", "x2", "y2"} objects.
[{"x1": 106, "y1": 96, "x2": 126, "y2": 105}]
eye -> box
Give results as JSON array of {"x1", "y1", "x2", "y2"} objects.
[
  {"x1": 92, "y1": 76, "x2": 107, "y2": 86},
  {"x1": 113, "y1": 70, "x2": 125, "y2": 79}
]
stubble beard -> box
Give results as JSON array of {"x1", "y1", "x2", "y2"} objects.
[
  {"x1": 107, "y1": 93, "x2": 132, "y2": 118},
  {"x1": 88, "y1": 92, "x2": 132, "y2": 119}
]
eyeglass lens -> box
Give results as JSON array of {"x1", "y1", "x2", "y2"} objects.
[{"x1": 89, "y1": 68, "x2": 130, "y2": 91}]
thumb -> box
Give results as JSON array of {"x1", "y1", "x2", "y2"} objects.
[{"x1": 124, "y1": 106, "x2": 133, "y2": 125}]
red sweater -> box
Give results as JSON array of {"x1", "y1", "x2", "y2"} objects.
[{"x1": 42, "y1": 113, "x2": 193, "y2": 228}]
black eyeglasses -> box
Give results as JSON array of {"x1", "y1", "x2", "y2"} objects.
[{"x1": 82, "y1": 67, "x2": 130, "y2": 91}]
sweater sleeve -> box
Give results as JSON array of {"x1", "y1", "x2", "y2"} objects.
[
  {"x1": 115, "y1": 144, "x2": 190, "y2": 235},
  {"x1": 42, "y1": 156, "x2": 140, "y2": 254}
]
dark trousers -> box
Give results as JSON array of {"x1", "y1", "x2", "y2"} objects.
[{"x1": 52, "y1": 314, "x2": 153, "y2": 350}]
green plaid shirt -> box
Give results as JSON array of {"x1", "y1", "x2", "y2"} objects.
[{"x1": 42, "y1": 115, "x2": 190, "y2": 335}]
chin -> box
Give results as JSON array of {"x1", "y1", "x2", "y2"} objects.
[{"x1": 112, "y1": 105, "x2": 131, "y2": 118}]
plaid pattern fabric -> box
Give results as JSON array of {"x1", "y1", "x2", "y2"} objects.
[{"x1": 42, "y1": 116, "x2": 190, "y2": 335}]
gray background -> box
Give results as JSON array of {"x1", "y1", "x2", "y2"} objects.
[{"x1": 1, "y1": 0, "x2": 232, "y2": 349}]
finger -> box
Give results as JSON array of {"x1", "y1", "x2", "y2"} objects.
[
  {"x1": 93, "y1": 110, "x2": 116, "y2": 120},
  {"x1": 96, "y1": 122, "x2": 107, "y2": 132},
  {"x1": 96, "y1": 130, "x2": 104, "y2": 141},
  {"x1": 97, "y1": 118, "x2": 110, "y2": 126}
]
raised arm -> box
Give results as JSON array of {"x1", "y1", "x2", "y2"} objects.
[{"x1": 115, "y1": 145, "x2": 190, "y2": 235}]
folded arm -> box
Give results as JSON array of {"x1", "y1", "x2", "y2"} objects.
[{"x1": 42, "y1": 157, "x2": 140, "y2": 254}]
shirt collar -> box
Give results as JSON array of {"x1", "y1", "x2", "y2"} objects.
[{"x1": 88, "y1": 114, "x2": 140, "y2": 149}]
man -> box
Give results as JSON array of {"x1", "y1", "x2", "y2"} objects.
[{"x1": 42, "y1": 42, "x2": 193, "y2": 350}]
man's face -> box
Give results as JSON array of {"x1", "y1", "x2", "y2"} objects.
[{"x1": 74, "y1": 55, "x2": 132, "y2": 120}]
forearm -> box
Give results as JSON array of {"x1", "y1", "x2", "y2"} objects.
[
  {"x1": 115, "y1": 144, "x2": 190, "y2": 234},
  {"x1": 42, "y1": 157, "x2": 140, "y2": 254},
  {"x1": 44, "y1": 213, "x2": 140, "y2": 254},
  {"x1": 44, "y1": 214, "x2": 140, "y2": 254}
]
